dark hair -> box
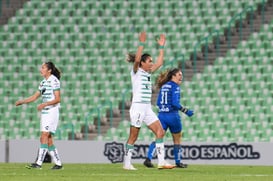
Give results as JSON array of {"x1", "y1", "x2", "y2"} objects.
[
  {"x1": 45, "y1": 61, "x2": 61, "y2": 80},
  {"x1": 126, "y1": 53, "x2": 151, "y2": 67},
  {"x1": 156, "y1": 68, "x2": 181, "y2": 88},
  {"x1": 140, "y1": 53, "x2": 151, "y2": 63}
]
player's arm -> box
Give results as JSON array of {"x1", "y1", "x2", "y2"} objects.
[
  {"x1": 171, "y1": 88, "x2": 182, "y2": 110},
  {"x1": 133, "y1": 32, "x2": 146, "y2": 73},
  {"x1": 37, "y1": 89, "x2": 61, "y2": 111},
  {"x1": 15, "y1": 91, "x2": 41, "y2": 106},
  {"x1": 151, "y1": 34, "x2": 166, "y2": 73},
  {"x1": 171, "y1": 87, "x2": 194, "y2": 117}
]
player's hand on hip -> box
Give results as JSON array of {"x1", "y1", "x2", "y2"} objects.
[{"x1": 37, "y1": 103, "x2": 46, "y2": 111}]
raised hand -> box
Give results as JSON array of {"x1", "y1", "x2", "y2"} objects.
[
  {"x1": 139, "y1": 31, "x2": 146, "y2": 43},
  {"x1": 157, "y1": 34, "x2": 166, "y2": 46}
]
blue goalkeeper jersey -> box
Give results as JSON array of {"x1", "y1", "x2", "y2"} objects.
[{"x1": 157, "y1": 81, "x2": 182, "y2": 113}]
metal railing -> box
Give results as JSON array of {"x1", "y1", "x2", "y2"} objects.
[
  {"x1": 84, "y1": 108, "x2": 100, "y2": 140},
  {"x1": 261, "y1": 0, "x2": 265, "y2": 24},
  {"x1": 193, "y1": 1, "x2": 268, "y2": 72},
  {"x1": 100, "y1": 100, "x2": 113, "y2": 128},
  {"x1": 56, "y1": 123, "x2": 75, "y2": 140},
  {"x1": 193, "y1": 29, "x2": 220, "y2": 73},
  {"x1": 227, "y1": 6, "x2": 254, "y2": 49},
  {"x1": 164, "y1": 54, "x2": 185, "y2": 73},
  {"x1": 121, "y1": 89, "x2": 131, "y2": 122},
  {"x1": 83, "y1": 101, "x2": 113, "y2": 139}
]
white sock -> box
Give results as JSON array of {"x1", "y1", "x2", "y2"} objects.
[
  {"x1": 155, "y1": 142, "x2": 165, "y2": 166},
  {"x1": 124, "y1": 144, "x2": 134, "y2": 167},
  {"x1": 36, "y1": 144, "x2": 48, "y2": 165},
  {"x1": 48, "y1": 145, "x2": 62, "y2": 166}
]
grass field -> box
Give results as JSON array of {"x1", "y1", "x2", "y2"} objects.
[{"x1": 1, "y1": 163, "x2": 273, "y2": 181}]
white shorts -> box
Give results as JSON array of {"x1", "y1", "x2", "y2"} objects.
[
  {"x1": 40, "y1": 106, "x2": 60, "y2": 134},
  {"x1": 129, "y1": 103, "x2": 158, "y2": 128}
]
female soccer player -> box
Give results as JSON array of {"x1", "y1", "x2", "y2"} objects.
[
  {"x1": 15, "y1": 62, "x2": 63, "y2": 170},
  {"x1": 123, "y1": 31, "x2": 175, "y2": 170},
  {"x1": 143, "y1": 68, "x2": 194, "y2": 168}
]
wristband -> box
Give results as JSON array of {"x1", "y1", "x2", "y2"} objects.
[
  {"x1": 159, "y1": 45, "x2": 164, "y2": 49},
  {"x1": 180, "y1": 107, "x2": 188, "y2": 113},
  {"x1": 139, "y1": 42, "x2": 145, "y2": 47}
]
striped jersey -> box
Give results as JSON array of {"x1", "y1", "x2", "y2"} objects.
[
  {"x1": 38, "y1": 74, "x2": 60, "y2": 108},
  {"x1": 131, "y1": 68, "x2": 152, "y2": 103},
  {"x1": 157, "y1": 81, "x2": 182, "y2": 112}
]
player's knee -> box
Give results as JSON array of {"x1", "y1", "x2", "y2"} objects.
[
  {"x1": 155, "y1": 129, "x2": 165, "y2": 138},
  {"x1": 40, "y1": 132, "x2": 50, "y2": 143}
]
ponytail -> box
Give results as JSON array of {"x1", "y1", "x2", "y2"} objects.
[
  {"x1": 126, "y1": 53, "x2": 151, "y2": 65},
  {"x1": 156, "y1": 68, "x2": 181, "y2": 88},
  {"x1": 45, "y1": 61, "x2": 61, "y2": 80}
]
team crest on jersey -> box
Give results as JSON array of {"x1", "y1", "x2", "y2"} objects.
[
  {"x1": 41, "y1": 88, "x2": 46, "y2": 94},
  {"x1": 104, "y1": 142, "x2": 124, "y2": 163}
]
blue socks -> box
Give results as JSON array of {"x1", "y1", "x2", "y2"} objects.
[
  {"x1": 147, "y1": 141, "x2": 156, "y2": 160},
  {"x1": 174, "y1": 144, "x2": 182, "y2": 165}
]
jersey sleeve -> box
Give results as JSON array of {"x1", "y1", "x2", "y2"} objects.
[
  {"x1": 171, "y1": 85, "x2": 182, "y2": 110},
  {"x1": 52, "y1": 78, "x2": 60, "y2": 91},
  {"x1": 38, "y1": 82, "x2": 42, "y2": 91}
]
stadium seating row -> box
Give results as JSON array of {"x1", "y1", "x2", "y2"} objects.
[{"x1": 0, "y1": 0, "x2": 271, "y2": 142}]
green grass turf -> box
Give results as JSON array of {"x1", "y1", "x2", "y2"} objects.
[{"x1": 0, "y1": 163, "x2": 273, "y2": 181}]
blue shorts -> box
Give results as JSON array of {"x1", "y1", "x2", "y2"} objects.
[{"x1": 158, "y1": 112, "x2": 182, "y2": 134}]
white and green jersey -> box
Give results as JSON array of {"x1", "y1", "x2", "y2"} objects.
[
  {"x1": 38, "y1": 74, "x2": 60, "y2": 108},
  {"x1": 131, "y1": 68, "x2": 152, "y2": 103}
]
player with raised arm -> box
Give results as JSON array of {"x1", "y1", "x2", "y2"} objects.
[{"x1": 123, "y1": 32, "x2": 175, "y2": 170}]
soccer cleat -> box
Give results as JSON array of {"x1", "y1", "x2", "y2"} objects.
[
  {"x1": 176, "y1": 163, "x2": 188, "y2": 168},
  {"x1": 51, "y1": 165, "x2": 63, "y2": 170},
  {"x1": 143, "y1": 158, "x2": 154, "y2": 168},
  {"x1": 25, "y1": 163, "x2": 42, "y2": 169},
  {"x1": 123, "y1": 164, "x2": 137, "y2": 170},
  {"x1": 158, "y1": 162, "x2": 176, "y2": 169}
]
